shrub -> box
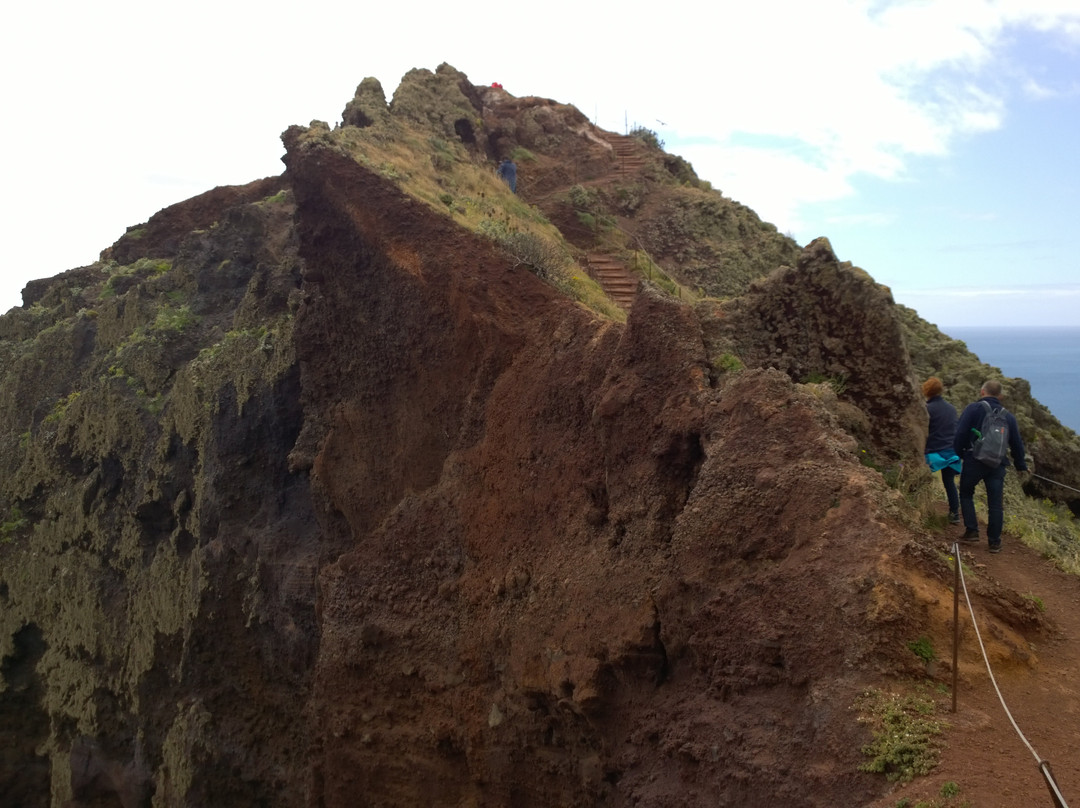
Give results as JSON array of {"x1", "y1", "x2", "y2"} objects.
[
  {"x1": 44, "y1": 390, "x2": 81, "y2": 424},
  {"x1": 714, "y1": 353, "x2": 744, "y2": 374},
  {"x1": 568, "y1": 184, "x2": 599, "y2": 212},
  {"x1": 629, "y1": 126, "x2": 664, "y2": 150},
  {"x1": 908, "y1": 636, "x2": 936, "y2": 663},
  {"x1": 854, "y1": 688, "x2": 945, "y2": 782},
  {"x1": 663, "y1": 153, "x2": 699, "y2": 185},
  {"x1": 493, "y1": 230, "x2": 569, "y2": 285},
  {"x1": 940, "y1": 781, "x2": 960, "y2": 798},
  {"x1": 150, "y1": 304, "x2": 198, "y2": 334}
]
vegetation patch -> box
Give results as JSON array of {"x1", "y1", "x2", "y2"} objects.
[
  {"x1": 479, "y1": 220, "x2": 571, "y2": 287},
  {"x1": 854, "y1": 687, "x2": 946, "y2": 782},
  {"x1": 1, "y1": 504, "x2": 29, "y2": 543},
  {"x1": 628, "y1": 125, "x2": 664, "y2": 150},
  {"x1": 801, "y1": 371, "x2": 848, "y2": 395},
  {"x1": 714, "y1": 353, "x2": 744, "y2": 374},
  {"x1": 568, "y1": 184, "x2": 601, "y2": 212},
  {"x1": 150, "y1": 304, "x2": 198, "y2": 334},
  {"x1": 44, "y1": 390, "x2": 81, "y2": 424},
  {"x1": 907, "y1": 636, "x2": 936, "y2": 664},
  {"x1": 1004, "y1": 479, "x2": 1080, "y2": 575},
  {"x1": 890, "y1": 780, "x2": 969, "y2": 808},
  {"x1": 510, "y1": 146, "x2": 537, "y2": 163},
  {"x1": 628, "y1": 251, "x2": 691, "y2": 300}
]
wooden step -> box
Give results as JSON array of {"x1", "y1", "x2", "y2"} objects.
[{"x1": 586, "y1": 253, "x2": 640, "y2": 310}]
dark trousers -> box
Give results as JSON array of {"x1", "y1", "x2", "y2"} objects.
[
  {"x1": 959, "y1": 460, "x2": 1007, "y2": 543},
  {"x1": 941, "y1": 466, "x2": 959, "y2": 515}
]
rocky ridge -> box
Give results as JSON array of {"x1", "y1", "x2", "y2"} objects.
[{"x1": 1, "y1": 62, "x2": 1079, "y2": 807}]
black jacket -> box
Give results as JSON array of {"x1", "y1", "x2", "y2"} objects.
[{"x1": 925, "y1": 395, "x2": 957, "y2": 454}]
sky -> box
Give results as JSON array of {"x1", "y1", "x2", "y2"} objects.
[{"x1": 2, "y1": 0, "x2": 1079, "y2": 330}]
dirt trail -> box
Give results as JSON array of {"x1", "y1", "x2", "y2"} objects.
[{"x1": 871, "y1": 528, "x2": 1080, "y2": 807}]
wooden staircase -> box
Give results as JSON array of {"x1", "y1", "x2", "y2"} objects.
[
  {"x1": 601, "y1": 132, "x2": 647, "y2": 176},
  {"x1": 587, "y1": 253, "x2": 639, "y2": 310}
]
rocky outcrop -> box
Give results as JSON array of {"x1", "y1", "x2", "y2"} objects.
[
  {"x1": 387, "y1": 63, "x2": 484, "y2": 147},
  {"x1": 341, "y1": 77, "x2": 390, "y2": 129},
  {"x1": 102, "y1": 176, "x2": 287, "y2": 267},
  {"x1": 701, "y1": 237, "x2": 926, "y2": 464}
]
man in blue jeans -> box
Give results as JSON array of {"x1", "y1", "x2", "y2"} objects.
[{"x1": 953, "y1": 379, "x2": 1029, "y2": 553}]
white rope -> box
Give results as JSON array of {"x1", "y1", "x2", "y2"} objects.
[
  {"x1": 953, "y1": 542, "x2": 1070, "y2": 807},
  {"x1": 1032, "y1": 473, "x2": 1080, "y2": 495}
]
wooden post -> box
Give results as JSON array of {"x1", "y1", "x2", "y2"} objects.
[{"x1": 952, "y1": 543, "x2": 960, "y2": 713}]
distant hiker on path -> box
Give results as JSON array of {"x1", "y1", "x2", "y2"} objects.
[
  {"x1": 953, "y1": 379, "x2": 1028, "y2": 553},
  {"x1": 922, "y1": 376, "x2": 961, "y2": 524},
  {"x1": 497, "y1": 158, "x2": 517, "y2": 193}
]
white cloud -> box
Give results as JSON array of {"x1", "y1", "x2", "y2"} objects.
[
  {"x1": 596, "y1": 0, "x2": 1076, "y2": 238},
  {"x1": 671, "y1": 143, "x2": 857, "y2": 234},
  {"x1": 825, "y1": 212, "x2": 899, "y2": 227},
  {"x1": 1023, "y1": 77, "x2": 1059, "y2": 98}
]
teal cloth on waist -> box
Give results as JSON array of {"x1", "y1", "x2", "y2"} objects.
[{"x1": 925, "y1": 451, "x2": 961, "y2": 473}]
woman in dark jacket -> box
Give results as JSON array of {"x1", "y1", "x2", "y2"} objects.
[{"x1": 923, "y1": 376, "x2": 961, "y2": 523}]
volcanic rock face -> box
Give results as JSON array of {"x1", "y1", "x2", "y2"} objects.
[
  {"x1": 702, "y1": 236, "x2": 926, "y2": 461},
  {"x1": 282, "y1": 128, "x2": 928, "y2": 806},
  {"x1": 1, "y1": 64, "x2": 1073, "y2": 807},
  {"x1": 0, "y1": 177, "x2": 320, "y2": 806}
]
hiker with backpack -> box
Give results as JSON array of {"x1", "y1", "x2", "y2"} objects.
[
  {"x1": 953, "y1": 379, "x2": 1029, "y2": 553},
  {"x1": 922, "y1": 377, "x2": 962, "y2": 524}
]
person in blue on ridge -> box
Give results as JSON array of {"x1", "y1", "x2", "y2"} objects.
[
  {"x1": 953, "y1": 379, "x2": 1029, "y2": 553},
  {"x1": 497, "y1": 157, "x2": 517, "y2": 193},
  {"x1": 922, "y1": 376, "x2": 961, "y2": 525}
]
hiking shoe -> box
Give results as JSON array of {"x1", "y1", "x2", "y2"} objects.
[
  {"x1": 989, "y1": 543, "x2": 1002, "y2": 554},
  {"x1": 948, "y1": 511, "x2": 961, "y2": 525},
  {"x1": 959, "y1": 529, "x2": 980, "y2": 542}
]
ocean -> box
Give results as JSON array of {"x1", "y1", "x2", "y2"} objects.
[{"x1": 945, "y1": 327, "x2": 1080, "y2": 434}]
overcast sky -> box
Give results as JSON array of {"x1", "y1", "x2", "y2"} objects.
[{"x1": 2, "y1": 0, "x2": 1079, "y2": 330}]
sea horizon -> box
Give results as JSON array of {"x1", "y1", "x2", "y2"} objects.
[{"x1": 941, "y1": 326, "x2": 1080, "y2": 434}]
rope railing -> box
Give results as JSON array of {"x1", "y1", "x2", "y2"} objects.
[
  {"x1": 1031, "y1": 473, "x2": 1080, "y2": 495},
  {"x1": 952, "y1": 541, "x2": 1071, "y2": 807}
]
